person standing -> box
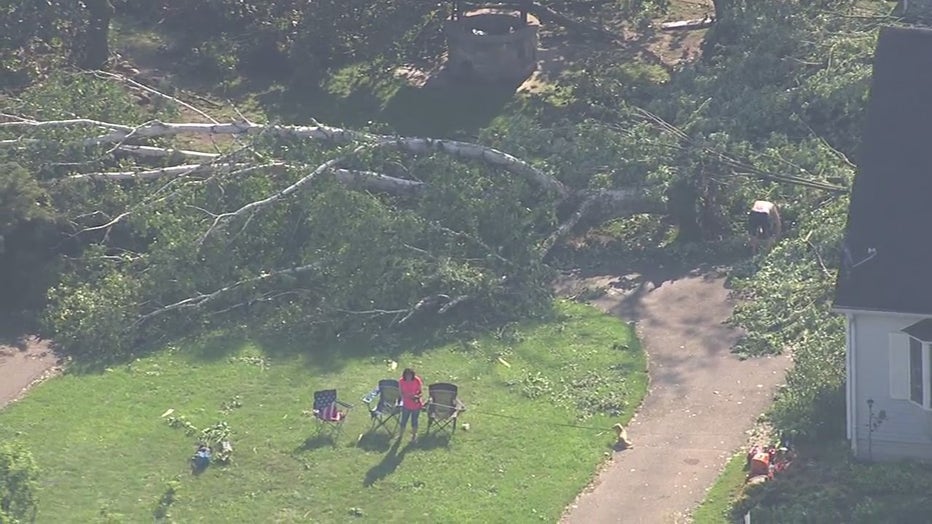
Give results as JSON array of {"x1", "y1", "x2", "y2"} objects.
[{"x1": 399, "y1": 368, "x2": 424, "y2": 442}]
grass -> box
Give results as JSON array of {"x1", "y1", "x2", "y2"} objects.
[
  {"x1": 732, "y1": 442, "x2": 932, "y2": 523},
  {"x1": 0, "y1": 301, "x2": 646, "y2": 523},
  {"x1": 692, "y1": 452, "x2": 747, "y2": 524},
  {"x1": 693, "y1": 441, "x2": 932, "y2": 522}
]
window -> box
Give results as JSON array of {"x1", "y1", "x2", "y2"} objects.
[
  {"x1": 911, "y1": 337, "x2": 925, "y2": 405},
  {"x1": 890, "y1": 329, "x2": 932, "y2": 409}
]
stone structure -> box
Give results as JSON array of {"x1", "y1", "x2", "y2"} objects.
[{"x1": 444, "y1": 10, "x2": 539, "y2": 83}]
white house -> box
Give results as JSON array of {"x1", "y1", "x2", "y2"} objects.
[{"x1": 833, "y1": 26, "x2": 932, "y2": 461}]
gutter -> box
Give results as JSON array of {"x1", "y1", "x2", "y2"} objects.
[{"x1": 833, "y1": 306, "x2": 932, "y2": 318}]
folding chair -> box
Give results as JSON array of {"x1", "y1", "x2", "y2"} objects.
[
  {"x1": 425, "y1": 383, "x2": 465, "y2": 435},
  {"x1": 312, "y1": 389, "x2": 353, "y2": 442},
  {"x1": 364, "y1": 379, "x2": 403, "y2": 436}
]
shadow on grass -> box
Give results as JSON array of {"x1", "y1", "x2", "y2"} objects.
[
  {"x1": 363, "y1": 437, "x2": 409, "y2": 487},
  {"x1": 295, "y1": 433, "x2": 339, "y2": 452},
  {"x1": 152, "y1": 483, "x2": 178, "y2": 522},
  {"x1": 413, "y1": 432, "x2": 453, "y2": 450},
  {"x1": 246, "y1": 322, "x2": 476, "y2": 374},
  {"x1": 357, "y1": 432, "x2": 395, "y2": 453},
  {"x1": 258, "y1": 72, "x2": 520, "y2": 138},
  {"x1": 380, "y1": 81, "x2": 519, "y2": 137},
  {"x1": 188, "y1": 330, "x2": 251, "y2": 362}
]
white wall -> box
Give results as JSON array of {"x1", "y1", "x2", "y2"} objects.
[{"x1": 851, "y1": 311, "x2": 932, "y2": 461}]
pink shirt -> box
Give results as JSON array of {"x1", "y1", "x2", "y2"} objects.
[{"x1": 399, "y1": 376, "x2": 423, "y2": 410}]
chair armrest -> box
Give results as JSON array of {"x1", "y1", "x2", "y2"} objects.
[{"x1": 336, "y1": 400, "x2": 354, "y2": 409}]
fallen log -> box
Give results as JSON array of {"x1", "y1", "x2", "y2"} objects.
[{"x1": 659, "y1": 15, "x2": 716, "y2": 31}]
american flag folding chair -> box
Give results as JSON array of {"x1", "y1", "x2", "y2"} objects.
[{"x1": 312, "y1": 389, "x2": 353, "y2": 443}]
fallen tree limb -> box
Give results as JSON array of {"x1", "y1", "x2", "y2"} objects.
[
  {"x1": 0, "y1": 117, "x2": 566, "y2": 196},
  {"x1": 136, "y1": 261, "x2": 325, "y2": 324},
  {"x1": 332, "y1": 168, "x2": 425, "y2": 196},
  {"x1": 660, "y1": 16, "x2": 716, "y2": 31},
  {"x1": 539, "y1": 196, "x2": 598, "y2": 256},
  {"x1": 66, "y1": 160, "x2": 426, "y2": 197},
  {"x1": 539, "y1": 187, "x2": 666, "y2": 257},
  {"x1": 115, "y1": 145, "x2": 221, "y2": 160},
  {"x1": 200, "y1": 154, "x2": 353, "y2": 242},
  {"x1": 397, "y1": 293, "x2": 471, "y2": 324}
]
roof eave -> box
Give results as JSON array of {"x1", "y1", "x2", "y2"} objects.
[{"x1": 832, "y1": 304, "x2": 932, "y2": 318}]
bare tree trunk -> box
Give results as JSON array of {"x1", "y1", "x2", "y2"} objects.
[{"x1": 81, "y1": 0, "x2": 114, "y2": 69}]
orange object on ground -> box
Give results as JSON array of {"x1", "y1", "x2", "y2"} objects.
[{"x1": 749, "y1": 451, "x2": 771, "y2": 477}]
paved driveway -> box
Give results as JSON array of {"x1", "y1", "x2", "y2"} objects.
[{"x1": 559, "y1": 268, "x2": 790, "y2": 523}]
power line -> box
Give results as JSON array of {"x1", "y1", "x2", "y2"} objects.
[{"x1": 428, "y1": 403, "x2": 612, "y2": 433}]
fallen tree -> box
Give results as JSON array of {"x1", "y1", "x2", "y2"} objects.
[
  {"x1": 0, "y1": 67, "x2": 848, "y2": 361},
  {"x1": 0, "y1": 73, "x2": 672, "y2": 359},
  {"x1": 0, "y1": 112, "x2": 663, "y2": 250}
]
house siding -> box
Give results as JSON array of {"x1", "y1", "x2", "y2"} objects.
[
  {"x1": 851, "y1": 311, "x2": 932, "y2": 461},
  {"x1": 854, "y1": 437, "x2": 932, "y2": 462}
]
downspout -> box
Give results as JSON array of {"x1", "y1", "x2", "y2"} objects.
[
  {"x1": 849, "y1": 313, "x2": 859, "y2": 456},
  {"x1": 846, "y1": 312, "x2": 853, "y2": 441}
]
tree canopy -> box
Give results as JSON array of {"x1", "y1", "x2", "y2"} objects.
[{"x1": 0, "y1": 0, "x2": 885, "y2": 372}]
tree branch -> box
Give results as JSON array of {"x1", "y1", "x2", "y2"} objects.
[
  {"x1": 0, "y1": 118, "x2": 565, "y2": 196},
  {"x1": 331, "y1": 168, "x2": 424, "y2": 196},
  {"x1": 67, "y1": 162, "x2": 286, "y2": 181},
  {"x1": 199, "y1": 154, "x2": 352, "y2": 242},
  {"x1": 136, "y1": 262, "x2": 324, "y2": 325},
  {"x1": 116, "y1": 145, "x2": 221, "y2": 160},
  {"x1": 539, "y1": 196, "x2": 598, "y2": 256}
]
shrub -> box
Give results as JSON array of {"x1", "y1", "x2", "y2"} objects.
[{"x1": 0, "y1": 442, "x2": 39, "y2": 523}]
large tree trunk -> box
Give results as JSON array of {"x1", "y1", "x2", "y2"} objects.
[{"x1": 80, "y1": 0, "x2": 114, "y2": 69}]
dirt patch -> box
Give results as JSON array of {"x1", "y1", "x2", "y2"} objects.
[
  {"x1": 0, "y1": 336, "x2": 62, "y2": 410},
  {"x1": 389, "y1": 1, "x2": 714, "y2": 96}
]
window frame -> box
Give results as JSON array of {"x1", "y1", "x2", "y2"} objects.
[{"x1": 907, "y1": 335, "x2": 932, "y2": 410}]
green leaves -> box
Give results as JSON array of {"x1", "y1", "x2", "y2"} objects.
[
  {"x1": 0, "y1": 442, "x2": 39, "y2": 524},
  {"x1": 0, "y1": 163, "x2": 52, "y2": 234},
  {"x1": 44, "y1": 270, "x2": 142, "y2": 361}
]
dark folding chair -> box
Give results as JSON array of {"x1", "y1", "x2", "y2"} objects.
[
  {"x1": 425, "y1": 383, "x2": 465, "y2": 436},
  {"x1": 365, "y1": 379, "x2": 403, "y2": 436},
  {"x1": 312, "y1": 389, "x2": 353, "y2": 442}
]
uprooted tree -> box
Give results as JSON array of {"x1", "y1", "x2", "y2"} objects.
[
  {"x1": 0, "y1": 72, "x2": 677, "y2": 360},
  {"x1": 0, "y1": 64, "x2": 849, "y2": 361}
]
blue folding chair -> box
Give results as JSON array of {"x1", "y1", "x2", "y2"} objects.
[{"x1": 364, "y1": 379, "x2": 403, "y2": 436}]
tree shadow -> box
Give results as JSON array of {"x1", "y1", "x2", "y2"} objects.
[
  {"x1": 187, "y1": 330, "x2": 251, "y2": 362},
  {"x1": 258, "y1": 68, "x2": 520, "y2": 138},
  {"x1": 250, "y1": 324, "x2": 471, "y2": 374},
  {"x1": 379, "y1": 80, "x2": 519, "y2": 137},
  {"x1": 363, "y1": 437, "x2": 410, "y2": 487}
]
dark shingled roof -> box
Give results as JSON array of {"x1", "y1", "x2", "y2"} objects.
[
  {"x1": 833, "y1": 26, "x2": 932, "y2": 316},
  {"x1": 904, "y1": 319, "x2": 932, "y2": 342}
]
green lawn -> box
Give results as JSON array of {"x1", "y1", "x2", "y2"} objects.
[
  {"x1": 0, "y1": 301, "x2": 645, "y2": 523},
  {"x1": 692, "y1": 453, "x2": 747, "y2": 524}
]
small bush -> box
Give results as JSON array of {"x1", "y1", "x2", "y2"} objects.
[{"x1": 0, "y1": 442, "x2": 39, "y2": 523}]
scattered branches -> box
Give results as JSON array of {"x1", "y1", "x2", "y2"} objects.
[
  {"x1": 632, "y1": 107, "x2": 850, "y2": 193},
  {"x1": 135, "y1": 262, "x2": 325, "y2": 325}
]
